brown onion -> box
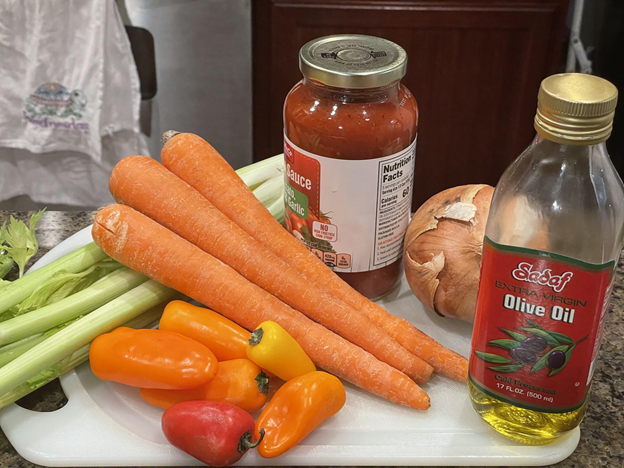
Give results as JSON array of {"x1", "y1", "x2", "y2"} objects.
[{"x1": 403, "y1": 185, "x2": 494, "y2": 322}]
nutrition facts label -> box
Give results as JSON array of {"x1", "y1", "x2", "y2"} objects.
[
  {"x1": 374, "y1": 140, "x2": 416, "y2": 267},
  {"x1": 284, "y1": 135, "x2": 416, "y2": 273}
]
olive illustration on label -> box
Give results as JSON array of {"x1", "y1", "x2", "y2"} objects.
[
  {"x1": 547, "y1": 350, "x2": 566, "y2": 369},
  {"x1": 520, "y1": 336, "x2": 548, "y2": 353},
  {"x1": 474, "y1": 319, "x2": 587, "y2": 376},
  {"x1": 510, "y1": 347, "x2": 537, "y2": 365}
]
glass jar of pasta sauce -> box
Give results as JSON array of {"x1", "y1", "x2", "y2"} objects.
[{"x1": 284, "y1": 35, "x2": 418, "y2": 299}]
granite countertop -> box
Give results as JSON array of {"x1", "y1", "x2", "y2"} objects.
[{"x1": 0, "y1": 211, "x2": 622, "y2": 468}]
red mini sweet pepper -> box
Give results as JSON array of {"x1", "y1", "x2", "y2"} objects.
[{"x1": 162, "y1": 400, "x2": 265, "y2": 467}]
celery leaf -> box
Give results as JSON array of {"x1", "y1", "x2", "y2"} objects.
[{"x1": 0, "y1": 210, "x2": 45, "y2": 278}]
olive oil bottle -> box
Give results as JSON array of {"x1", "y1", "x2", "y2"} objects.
[{"x1": 469, "y1": 74, "x2": 624, "y2": 444}]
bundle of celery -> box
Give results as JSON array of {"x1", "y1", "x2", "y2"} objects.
[
  {"x1": 0, "y1": 156, "x2": 285, "y2": 408},
  {"x1": 0, "y1": 246, "x2": 178, "y2": 406}
]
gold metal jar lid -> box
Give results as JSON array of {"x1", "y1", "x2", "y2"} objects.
[
  {"x1": 535, "y1": 73, "x2": 618, "y2": 145},
  {"x1": 299, "y1": 35, "x2": 407, "y2": 89}
]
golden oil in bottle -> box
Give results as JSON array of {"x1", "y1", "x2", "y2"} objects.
[
  {"x1": 468, "y1": 74, "x2": 623, "y2": 444},
  {"x1": 468, "y1": 380, "x2": 590, "y2": 445}
]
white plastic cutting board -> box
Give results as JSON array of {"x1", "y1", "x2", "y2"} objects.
[{"x1": 0, "y1": 226, "x2": 580, "y2": 466}]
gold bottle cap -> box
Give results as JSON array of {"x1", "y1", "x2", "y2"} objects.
[{"x1": 535, "y1": 73, "x2": 618, "y2": 145}]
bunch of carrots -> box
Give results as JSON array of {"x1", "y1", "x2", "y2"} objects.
[{"x1": 91, "y1": 131, "x2": 468, "y2": 410}]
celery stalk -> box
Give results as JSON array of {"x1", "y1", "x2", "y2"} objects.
[
  {"x1": 0, "y1": 280, "x2": 175, "y2": 397},
  {"x1": 235, "y1": 155, "x2": 285, "y2": 223},
  {"x1": 267, "y1": 197, "x2": 285, "y2": 225},
  {"x1": 236, "y1": 154, "x2": 284, "y2": 188},
  {"x1": 11, "y1": 258, "x2": 122, "y2": 317},
  {"x1": 252, "y1": 175, "x2": 284, "y2": 208},
  {"x1": 0, "y1": 317, "x2": 84, "y2": 367},
  {"x1": 0, "y1": 254, "x2": 13, "y2": 280},
  {"x1": 0, "y1": 345, "x2": 92, "y2": 408},
  {"x1": 0, "y1": 243, "x2": 107, "y2": 315},
  {"x1": 0, "y1": 333, "x2": 45, "y2": 354},
  {"x1": 0, "y1": 334, "x2": 47, "y2": 367},
  {"x1": 0, "y1": 268, "x2": 147, "y2": 346},
  {"x1": 0, "y1": 301, "x2": 169, "y2": 409}
]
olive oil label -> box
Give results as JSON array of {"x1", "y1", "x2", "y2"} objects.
[
  {"x1": 469, "y1": 238, "x2": 614, "y2": 412},
  {"x1": 284, "y1": 135, "x2": 416, "y2": 273}
]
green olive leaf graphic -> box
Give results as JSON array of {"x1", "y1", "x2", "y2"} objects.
[
  {"x1": 546, "y1": 331, "x2": 575, "y2": 345},
  {"x1": 488, "y1": 364, "x2": 525, "y2": 373},
  {"x1": 530, "y1": 345, "x2": 569, "y2": 374},
  {"x1": 549, "y1": 345, "x2": 575, "y2": 377},
  {"x1": 521, "y1": 328, "x2": 560, "y2": 347},
  {"x1": 525, "y1": 319, "x2": 574, "y2": 345},
  {"x1": 501, "y1": 328, "x2": 527, "y2": 342},
  {"x1": 475, "y1": 351, "x2": 511, "y2": 364},
  {"x1": 575, "y1": 335, "x2": 588, "y2": 345},
  {"x1": 489, "y1": 339, "x2": 523, "y2": 350},
  {"x1": 525, "y1": 318, "x2": 546, "y2": 330}
]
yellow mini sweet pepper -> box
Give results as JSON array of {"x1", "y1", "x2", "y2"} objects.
[{"x1": 246, "y1": 321, "x2": 316, "y2": 381}]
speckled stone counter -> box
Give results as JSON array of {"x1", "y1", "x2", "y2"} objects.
[{"x1": 0, "y1": 211, "x2": 621, "y2": 468}]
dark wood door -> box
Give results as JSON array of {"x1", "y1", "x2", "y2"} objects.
[{"x1": 253, "y1": 0, "x2": 569, "y2": 207}]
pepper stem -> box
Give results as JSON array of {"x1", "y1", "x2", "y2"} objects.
[
  {"x1": 162, "y1": 130, "x2": 181, "y2": 144},
  {"x1": 255, "y1": 370, "x2": 269, "y2": 394},
  {"x1": 238, "y1": 429, "x2": 265, "y2": 453},
  {"x1": 248, "y1": 327, "x2": 264, "y2": 346}
]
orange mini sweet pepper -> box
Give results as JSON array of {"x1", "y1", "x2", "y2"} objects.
[
  {"x1": 254, "y1": 371, "x2": 346, "y2": 458},
  {"x1": 159, "y1": 300, "x2": 250, "y2": 361},
  {"x1": 90, "y1": 327, "x2": 218, "y2": 389},
  {"x1": 140, "y1": 359, "x2": 269, "y2": 412}
]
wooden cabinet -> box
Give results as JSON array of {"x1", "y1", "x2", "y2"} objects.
[{"x1": 253, "y1": 0, "x2": 569, "y2": 207}]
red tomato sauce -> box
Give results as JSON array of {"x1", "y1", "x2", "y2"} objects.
[{"x1": 284, "y1": 78, "x2": 418, "y2": 298}]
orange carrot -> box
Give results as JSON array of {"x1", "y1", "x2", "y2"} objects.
[
  {"x1": 92, "y1": 205, "x2": 430, "y2": 409},
  {"x1": 161, "y1": 132, "x2": 468, "y2": 382},
  {"x1": 109, "y1": 156, "x2": 432, "y2": 384}
]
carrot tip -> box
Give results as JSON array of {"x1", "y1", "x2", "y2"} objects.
[{"x1": 162, "y1": 130, "x2": 181, "y2": 145}]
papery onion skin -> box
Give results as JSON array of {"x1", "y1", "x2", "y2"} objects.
[{"x1": 404, "y1": 185, "x2": 494, "y2": 322}]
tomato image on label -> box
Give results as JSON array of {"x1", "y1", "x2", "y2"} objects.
[
  {"x1": 469, "y1": 238, "x2": 614, "y2": 413},
  {"x1": 283, "y1": 144, "x2": 337, "y2": 257}
]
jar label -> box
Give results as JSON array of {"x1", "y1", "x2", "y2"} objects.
[
  {"x1": 283, "y1": 135, "x2": 416, "y2": 273},
  {"x1": 469, "y1": 238, "x2": 614, "y2": 412}
]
